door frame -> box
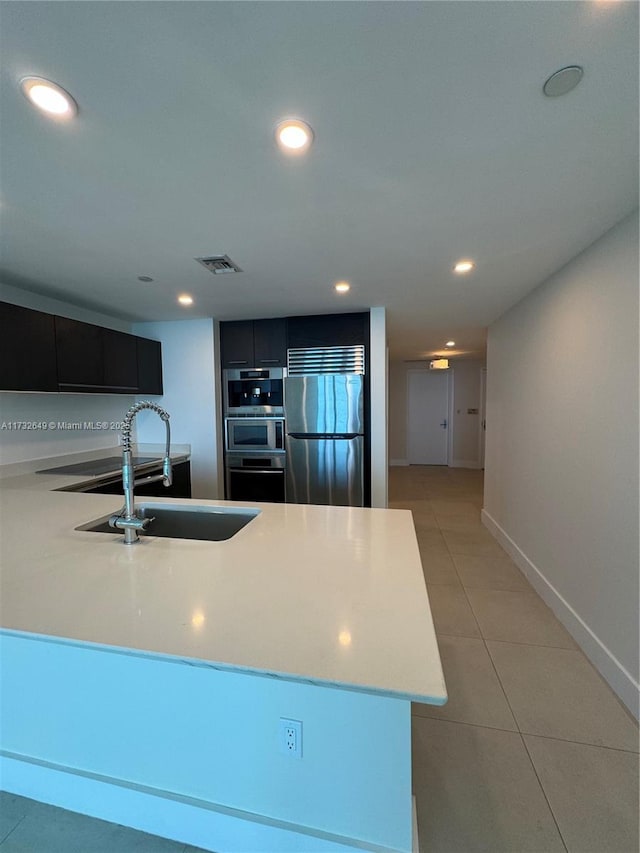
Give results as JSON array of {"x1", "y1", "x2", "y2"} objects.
[
  {"x1": 478, "y1": 367, "x2": 487, "y2": 469},
  {"x1": 406, "y1": 368, "x2": 454, "y2": 466}
]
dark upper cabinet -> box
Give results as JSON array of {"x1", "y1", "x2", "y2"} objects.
[
  {"x1": 136, "y1": 337, "x2": 163, "y2": 395},
  {"x1": 220, "y1": 319, "x2": 287, "y2": 368},
  {"x1": 56, "y1": 317, "x2": 140, "y2": 392},
  {"x1": 286, "y1": 312, "x2": 368, "y2": 349},
  {"x1": 55, "y1": 317, "x2": 104, "y2": 389},
  {"x1": 102, "y1": 329, "x2": 139, "y2": 391},
  {"x1": 253, "y1": 318, "x2": 287, "y2": 366},
  {"x1": 1, "y1": 302, "x2": 162, "y2": 395},
  {"x1": 0, "y1": 302, "x2": 58, "y2": 391},
  {"x1": 220, "y1": 320, "x2": 255, "y2": 368}
]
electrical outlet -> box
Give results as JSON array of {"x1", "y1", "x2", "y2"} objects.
[{"x1": 279, "y1": 717, "x2": 302, "y2": 759}]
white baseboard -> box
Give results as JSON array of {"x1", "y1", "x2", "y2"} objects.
[
  {"x1": 0, "y1": 752, "x2": 395, "y2": 853},
  {"x1": 451, "y1": 460, "x2": 482, "y2": 469},
  {"x1": 390, "y1": 459, "x2": 409, "y2": 467},
  {"x1": 481, "y1": 509, "x2": 640, "y2": 720}
]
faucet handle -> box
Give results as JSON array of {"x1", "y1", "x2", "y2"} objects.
[{"x1": 109, "y1": 513, "x2": 155, "y2": 532}]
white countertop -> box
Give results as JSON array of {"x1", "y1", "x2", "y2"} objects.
[{"x1": 0, "y1": 450, "x2": 446, "y2": 704}]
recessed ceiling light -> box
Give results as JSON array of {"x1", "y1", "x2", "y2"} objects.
[
  {"x1": 334, "y1": 281, "x2": 350, "y2": 293},
  {"x1": 178, "y1": 294, "x2": 193, "y2": 306},
  {"x1": 445, "y1": 340, "x2": 456, "y2": 347},
  {"x1": 453, "y1": 260, "x2": 475, "y2": 274},
  {"x1": 137, "y1": 275, "x2": 154, "y2": 283},
  {"x1": 275, "y1": 119, "x2": 314, "y2": 154},
  {"x1": 543, "y1": 66, "x2": 584, "y2": 98},
  {"x1": 20, "y1": 76, "x2": 78, "y2": 118}
]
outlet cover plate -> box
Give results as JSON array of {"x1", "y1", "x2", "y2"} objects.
[{"x1": 279, "y1": 718, "x2": 302, "y2": 759}]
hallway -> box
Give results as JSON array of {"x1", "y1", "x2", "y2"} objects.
[{"x1": 393, "y1": 465, "x2": 640, "y2": 852}]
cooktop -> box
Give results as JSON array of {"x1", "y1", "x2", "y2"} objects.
[{"x1": 36, "y1": 456, "x2": 159, "y2": 477}]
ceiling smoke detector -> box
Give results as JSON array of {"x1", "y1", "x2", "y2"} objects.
[{"x1": 195, "y1": 254, "x2": 243, "y2": 275}]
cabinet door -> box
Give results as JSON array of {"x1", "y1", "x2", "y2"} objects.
[
  {"x1": 86, "y1": 461, "x2": 192, "y2": 499},
  {"x1": 136, "y1": 337, "x2": 163, "y2": 395},
  {"x1": 55, "y1": 317, "x2": 104, "y2": 389},
  {"x1": 103, "y1": 329, "x2": 139, "y2": 391},
  {"x1": 220, "y1": 321, "x2": 254, "y2": 368},
  {"x1": 0, "y1": 302, "x2": 58, "y2": 391},
  {"x1": 135, "y1": 460, "x2": 191, "y2": 498},
  {"x1": 286, "y1": 313, "x2": 368, "y2": 349},
  {"x1": 253, "y1": 318, "x2": 287, "y2": 367}
]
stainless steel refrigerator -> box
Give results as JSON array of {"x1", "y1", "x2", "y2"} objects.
[{"x1": 284, "y1": 369, "x2": 365, "y2": 507}]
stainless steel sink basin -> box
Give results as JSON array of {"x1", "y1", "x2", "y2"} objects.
[{"x1": 76, "y1": 503, "x2": 260, "y2": 542}]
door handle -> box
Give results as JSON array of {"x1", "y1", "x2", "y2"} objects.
[{"x1": 440, "y1": 419, "x2": 447, "y2": 429}]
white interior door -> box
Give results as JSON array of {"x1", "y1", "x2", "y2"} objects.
[{"x1": 407, "y1": 371, "x2": 450, "y2": 465}]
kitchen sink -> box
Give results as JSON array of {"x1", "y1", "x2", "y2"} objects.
[{"x1": 76, "y1": 503, "x2": 260, "y2": 542}]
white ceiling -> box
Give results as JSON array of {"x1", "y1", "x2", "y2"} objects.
[{"x1": 1, "y1": 1, "x2": 638, "y2": 361}]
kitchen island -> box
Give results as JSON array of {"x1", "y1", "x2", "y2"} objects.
[{"x1": 0, "y1": 449, "x2": 446, "y2": 853}]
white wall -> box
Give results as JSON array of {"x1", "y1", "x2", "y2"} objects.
[
  {"x1": 0, "y1": 284, "x2": 135, "y2": 464},
  {"x1": 388, "y1": 359, "x2": 485, "y2": 468},
  {"x1": 132, "y1": 319, "x2": 221, "y2": 500},
  {"x1": 388, "y1": 360, "x2": 408, "y2": 465},
  {"x1": 483, "y1": 210, "x2": 639, "y2": 717},
  {"x1": 451, "y1": 360, "x2": 484, "y2": 468},
  {"x1": 369, "y1": 307, "x2": 388, "y2": 507}
]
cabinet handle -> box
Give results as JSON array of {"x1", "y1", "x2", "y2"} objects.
[
  {"x1": 258, "y1": 359, "x2": 280, "y2": 364},
  {"x1": 227, "y1": 360, "x2": 249, "y2": 365},
  {"x1": 59, "y1": 382, "x2": 139, "y2": 391},
  {"x1": 228, "y1": 468, "x2": 284, "y2": 475}
]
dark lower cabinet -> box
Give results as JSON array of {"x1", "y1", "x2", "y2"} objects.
[
  {"x1": 84, "y1": 460, "x2": 191, "y2": 499},
  {"x1": 0, "y1": 302, "x2": 58, "y2": 391},
  {"x1": 135, "y1": 460, "x2": 191, "y2": 498}
]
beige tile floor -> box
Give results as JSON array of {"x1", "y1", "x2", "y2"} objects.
[
  {"x1": 1, "y1": 466, "x2": 638, "y2": 852},
  {"x1": 391, "y1": 465, "x2": 640, "y2": 853}
]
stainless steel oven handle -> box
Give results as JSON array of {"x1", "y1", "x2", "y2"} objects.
[{"x1": 228, "y1": 468, "x2": 283, "y2": 474}]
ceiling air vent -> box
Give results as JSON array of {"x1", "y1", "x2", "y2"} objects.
[{"x1": 195, "y1": 254, "x2": 243, "y2": 275}]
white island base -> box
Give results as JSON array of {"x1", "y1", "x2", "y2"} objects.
[{"x1": 1, "y1": 632, "x2": 415, "y2": 853}]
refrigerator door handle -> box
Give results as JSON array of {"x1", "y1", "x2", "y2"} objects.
[{"x1": 288, "y1": 433, "x2": 360, "y2": 440}]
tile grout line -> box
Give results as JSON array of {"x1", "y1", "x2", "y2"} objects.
[
  {"x1": 411, "y1": 711, "x2": 518, "y2": 736},
  {"x1": 0, "y1": 814, "x2": 28, "y2": 847},
  {"x1": 481, "y1": 630, "x2": 570, "y2": 853},
  {"x1": 410, "y1": 711, "x2": 640, "y2": 754},
  {"x1": 441, "y1": 630, "x2": 579, "y2": 652},
  {"x1": 433, "y1": 499, "x2": 570, "y2": 852},
  {"x1": 519, "y1": 733, "x2": 570, "y2": 853},
  {"x1": 512, "y1": 729, "x2": 640, "y2": 756}
]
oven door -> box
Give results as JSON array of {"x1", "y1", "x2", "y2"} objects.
[
  {"x1": 225, "y1": 419, "x2": 284, "y2": 453},
  {"x1": 226, "y1": 453, "x2": 286, "y2": 503}
]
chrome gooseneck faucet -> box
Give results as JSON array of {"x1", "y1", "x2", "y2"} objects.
[{"x1": 109, "y1": 401, "x2": 173, "y2": 544}]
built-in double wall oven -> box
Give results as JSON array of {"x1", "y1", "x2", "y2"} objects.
[
  {"x1": 224, "y1": 418, "x2": 286, "y2": 503},
  {"x1": 223, "y1": 367, "x2": 287, "y2": 501}
]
